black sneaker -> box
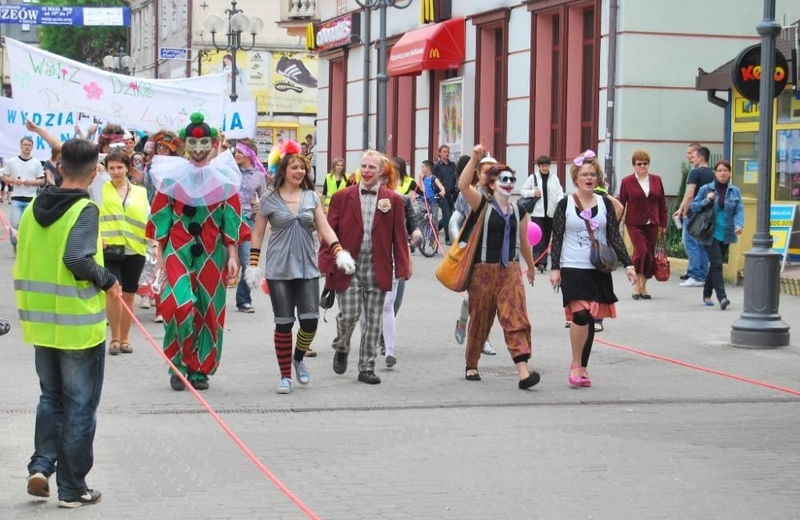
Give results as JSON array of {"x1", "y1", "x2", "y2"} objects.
[
  {"x1": 58, "y1": 489, "x2": 102, "y2": 508},
  {"x1": 276, "y1": 56, "x2": 317, "y2": 88},
  {"x1": 679, "y1": 273, "x2": 690, "y2": 280},
  {"x1": 170, "y1": 375, "x2": 185, "y2": 391},
  {"x1": 27, "y1": 472, "x2": 49, "y2": 498}
]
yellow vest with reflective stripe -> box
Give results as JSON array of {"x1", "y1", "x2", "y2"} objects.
[
  {"x1": 99, "y1": 181, "x2": 149, "y2": 256},
  {"x1": 397, "y1": 176, "x2": 413, "y2": 195},
  {"x1": 325, "y1": 173, "x2": 349, "y2": 205},
  {"x1": 13, "y1": 198, "x2": 107, "y2": 350}
]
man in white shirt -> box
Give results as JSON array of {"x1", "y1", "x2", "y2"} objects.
[{"x1": 0, "y1": 137, "x2": 45, "y2": 253}]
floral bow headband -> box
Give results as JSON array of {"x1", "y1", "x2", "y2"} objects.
[{"x1": 573, "y1": 150, "x2": 596, "y2": 167}]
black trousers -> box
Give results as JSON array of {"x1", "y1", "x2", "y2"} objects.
[
  {"x1": 531, "y1": 216, "x2": 554, "y2": 267},
  {"x1": 438, "y1": 195, "x2": 454, "y2": 241},
  {"x1": 702, "y1": 239, "x2": 729, "y2": 301}
]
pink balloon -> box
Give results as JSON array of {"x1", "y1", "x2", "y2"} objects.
[{"x1": 527, "y1": 222, "x2": 543, "y2": 246}]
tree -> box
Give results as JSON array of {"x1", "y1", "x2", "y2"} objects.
[{"x1": 38, "y1": 0, "x2": 130, "y2": 67}]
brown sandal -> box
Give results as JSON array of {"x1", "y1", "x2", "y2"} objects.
[
  {"x1": 120, "y1": 342, "x2": 133, "y2": 354},
  {"x1": 109, "y1": 340, "x2": 121, "y2": 356}
]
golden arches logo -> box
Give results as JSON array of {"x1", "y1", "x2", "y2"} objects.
[
  {"x1": 421, "y1": 0, "x2": 435, "y2": 24},
  {"x1": 306, "y1": 23, "x2": 316, "y2": 51},
  {"x1": 429, "y1": 48, "x2": 440, "y2": 59}
]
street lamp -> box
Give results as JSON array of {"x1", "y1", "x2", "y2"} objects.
[
  {"x1": 355, "y1": 0, "x2": 413, "y2": 153},
  {"x1": 729, "y1": 0, "x2": 791, "y2": 348},
  {"x1": 203, "y1": 0, "x2": 264, "y2": 102},
  {"x1": 103, "y1": 46, "x2": 135, "y2": 75}
]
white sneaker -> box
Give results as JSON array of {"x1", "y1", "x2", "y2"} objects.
[
  {"x1": 154, "y1": 315, "x2": 164, "y2": 323},
  {"x1": 139, "y1": 296, "x2": 151, "y2": 309},
  {"x1": 679, "y1": 278, "x2": 705, "y2": 287},
  {"x1": 482, "y1": 341, "x2": 497, "y2": 355},
  {"x1": 276, "y1": 377, "x2": 292, "y2": 394}
]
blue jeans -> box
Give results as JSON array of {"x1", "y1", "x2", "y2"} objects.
[
  {"x1": 682, "y1": 218, "x2": 708, "y2": 281},
  {"x1": 29, "y1": 342, "x2": 105, "y2": 499},
  {"x1": 10, "y1": 198, "x2": 31, "y2": 250},
  {"x1": 235, "y1": 216, "x2": 255, "y2": 307}
]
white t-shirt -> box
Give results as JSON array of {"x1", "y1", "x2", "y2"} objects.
[{"x1": 1, "y1": 156, "x2": 44, "y2": 198}]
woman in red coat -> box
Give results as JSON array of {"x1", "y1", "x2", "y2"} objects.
[{"x1": 618, "y1": 150, "x2": 668, "y2": 299}]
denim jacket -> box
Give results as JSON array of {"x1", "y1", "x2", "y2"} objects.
[{"x1": 689, "y1": 182, "x2": 744, "y2": 245}]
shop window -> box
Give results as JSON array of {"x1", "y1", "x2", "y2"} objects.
[
  {"x1": 579, "y1": 7, "x2": 596, "y2": 152},
  {"x1": 549, "y1": 14, "x2": 561, "y2": 159},
  {"x1": 731, "y1": 131, "x2": 759, "y2": 198},
  {"x1": 776, "y1": 129, "x2": 800, "y2": 201},
  {"x1": 777, "y1": 90, "x2": 800, "y2": 124}
]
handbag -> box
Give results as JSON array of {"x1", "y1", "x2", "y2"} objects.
[
  {"x1": 436, "y1": 197, "x2": 487, "y2": 292},
  {"x1": 517, "y1": 174, "x2": 540, "y2": 214},
  {"x1": 319, "y1": 287, "x2": 336, "y2": 309},
  {"x1": 572, "y1": 194, "x2": 618, "y2": 273},
  {"x1": 687, "y1": 202, "x2": 715, "y2": 241},
  {"x1": 654, "y1": 230, "x2": 671, "y2": 282}
]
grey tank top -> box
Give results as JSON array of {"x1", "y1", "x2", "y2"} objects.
[{"x1": 259, "y1": 189, "x2": 320, "y2": 280}]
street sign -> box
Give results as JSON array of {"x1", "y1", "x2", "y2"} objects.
[
  {"x1": 0, "y1": 5, "x2": 130, "y2": 26},
  {"x1": 159, "y1": 48, "x2": 189, "y2": 60}
]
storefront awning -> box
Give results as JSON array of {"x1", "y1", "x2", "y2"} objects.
[{"x1": 387, "y1": 18, "x2": 465, "y2": 77}]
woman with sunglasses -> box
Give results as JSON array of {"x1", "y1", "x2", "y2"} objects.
[
  {"x1": 618, "y1": 150, "x2": 668, "y2": 300},
  {"x1": 147, "y1": 113, "x2": 249, "y2": 391},
  {"x1": 550, "y1": 151, "x2": 637, "y2": 388},
  {"x1": 456, "y1": 144, "x2": 540, "y2": 389}
]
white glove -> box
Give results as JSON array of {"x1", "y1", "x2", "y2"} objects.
[
  {"x1": 335, "y1": 250, "x2": 356, "y2": 275},
  {"x1": 244, "y1": 265, "x2": 262, "y2": 290}
]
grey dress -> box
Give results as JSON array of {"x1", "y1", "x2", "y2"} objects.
[{"x1": 259, "y1": 189, "x2": 321, "y2": 280}]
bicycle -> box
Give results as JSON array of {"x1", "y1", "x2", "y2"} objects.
[{"x1": 418, "y1": 197, "x2": 441, "y2": 258}]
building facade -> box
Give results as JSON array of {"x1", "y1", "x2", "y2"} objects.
[{"x1": 308, "y1": 0, "x2": 800, "y2": 194}]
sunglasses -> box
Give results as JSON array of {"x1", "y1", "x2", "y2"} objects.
[
  {"x1": 635, "y1": 162, "x2": 649, "y2": 166},
  {"x1": 498, "y1": 174, "x2": 517, "y2": 184}
]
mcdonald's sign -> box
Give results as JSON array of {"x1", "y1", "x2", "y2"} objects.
[
  {"x1": 429, "y1": 48, "x2": 440, "y2": 59},
  {"x1": 420, "y1": 0, "x2": 452, "y2": 24},
  {"x1": 305, "y1": 22, "x2": 315, "y2": 51}
]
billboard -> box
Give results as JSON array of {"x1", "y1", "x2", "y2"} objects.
[{"x1": 199, "y1": 50, "x2": 270, "y2": 113}]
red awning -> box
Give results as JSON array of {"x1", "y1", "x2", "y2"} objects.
[{"x1": 387, "y1": 18, "x2": 465, "y2": 77}]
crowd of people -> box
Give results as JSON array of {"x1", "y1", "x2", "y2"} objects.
[{"x1": 5, "y1": 116, "x2": 744, "y2": 508}]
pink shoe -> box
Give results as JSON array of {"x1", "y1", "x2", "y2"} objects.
[
  {"x1": 569, "y1": 364, "x2": 583, "y2": 388},
  {"x1": 580, "y1": 368, "x2": 592, "y2": 387}
]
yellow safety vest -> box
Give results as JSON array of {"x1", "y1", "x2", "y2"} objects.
[
  {"x1": 397, "y1": 176, "x2": 413, "y2": 195},
  {"x1": 99, "y1": 181, "x2": 149, "y2": 256},
  {"x1": 13, "y1": 198, "x2": 107, "y2": 349},
  {"x1": 325, "y1": 173, "x2": 349, "y2": 205}
]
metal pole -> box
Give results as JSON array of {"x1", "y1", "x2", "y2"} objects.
[
  {"x1": 730, "y1": 0, "x2": 790, "y2": 348},
  {"x1": 230, "y1": 37, "x2": 238, "y2": 102},
  {"x1": 375, "y1": 0, "x2": 388, "y2": 152}
]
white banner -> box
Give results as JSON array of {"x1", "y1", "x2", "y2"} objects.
[
  {"x1": 0, "y1": 97, "x2": 82, "y2": 161},
  {"x1": 5, "y1": 38, "x2": 227, "y2": 133},
  {"x1": 221, "y1": 100, "x2": 257, "y2": 139}
]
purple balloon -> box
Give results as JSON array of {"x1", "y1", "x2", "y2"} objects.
[{"x1": 527, "y1": 222, "x2": 543, "y2": 246}]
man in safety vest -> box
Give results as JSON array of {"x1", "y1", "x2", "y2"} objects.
[{"x1": 13, "y1": 139, "x2": 120, "y2": 509}]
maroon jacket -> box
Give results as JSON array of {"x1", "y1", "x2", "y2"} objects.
[
  {"x1": 618, "y1": 173, "x2": 668, "y2": 228},
  {"x1": 319, "y1": 185, "x2": 411, "y2": 292}
]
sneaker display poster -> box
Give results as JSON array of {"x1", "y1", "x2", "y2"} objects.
[
  {"x1": 199, "y1": 50, "x2": 271, "y2": 112},
  {"x1": 267, "y1": 52, "x2": 318, "y2": 115}
]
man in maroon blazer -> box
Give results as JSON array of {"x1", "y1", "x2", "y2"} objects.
[{"x1": 319, "y1": 151, "x2": 411, "y2": 385}]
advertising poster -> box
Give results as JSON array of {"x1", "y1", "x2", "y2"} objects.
[
  {"x1": 769, "y1": 204, "x2": 800, "y2": 270},
  {"x1": 266, "y1": 52, "x2": 318, "y2": 115},
  {"x1": 200, "y1": 49, "x2": 270, "y2": 112},
  {"x1": 439, "y1": 77, "x2": 463, "y2": 158}
]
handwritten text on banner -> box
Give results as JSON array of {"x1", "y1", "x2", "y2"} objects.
[{"x1": 5, "y1": 38, "x2": 226, "y2": 134}]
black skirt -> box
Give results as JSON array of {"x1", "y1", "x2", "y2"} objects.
[{"x1": 559, "y1": 267, "x2": 619, "y2": 307}]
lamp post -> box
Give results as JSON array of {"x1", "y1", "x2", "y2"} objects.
[
  {"x1": 103, "y1": 46, "x2": 135, "y2": 75},
  {"x1": 203, "y1": 0, "x2": 264, "y2": 102},
  {"x1": 354, "y1": 0, "x2": 412, "y2": 153},
  {"x1": 729, "y1": 0, "x2": 790, "y2": 348}
]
